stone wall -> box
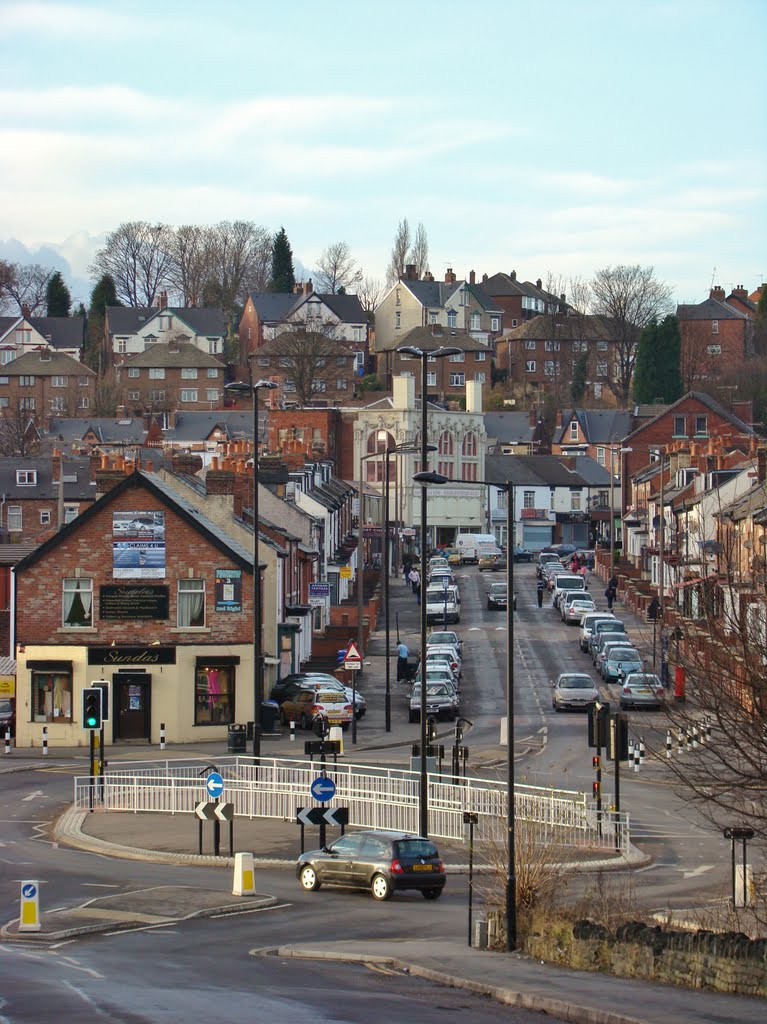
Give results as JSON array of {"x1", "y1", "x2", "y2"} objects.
[{"x1": 515, "y1": 915, "x2": 767, "y2": 997}]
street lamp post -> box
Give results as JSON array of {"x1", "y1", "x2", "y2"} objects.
[
  {"x1": 400, "y1": 342, "x2": 462, "y2": 839},
  {"x1": 224, "y1": 375, "x2": 279, "y2": 761}
]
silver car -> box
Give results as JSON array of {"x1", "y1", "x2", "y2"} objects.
[
  {"x1": 552, "y1": 673, "x2": 600, "y2": 712},
  {"x1": 561, "y1": 593, "x2": 596, "y2": 623},
  {"x1": 580, "y1": 612, "x2": 616, "y2": 651},
  {"x1": 409, "y1": 681, "x2": 459, "y2": 722},
  {"x1": 620, "y1": 673, "x2": 666, "y2": 710}
]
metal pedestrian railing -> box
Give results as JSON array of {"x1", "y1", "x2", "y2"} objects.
[{"x1": 73, "y1": 755, "x2": 629, "y2": 853}]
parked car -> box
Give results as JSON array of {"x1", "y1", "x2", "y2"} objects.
[
  {"x1": 512, "y1": 545, "x2": 533, "y2": 562},
  {"x1": 445, "y1": 548, "x2": 463, "y2": 566},
  {"x1": 478, "y1": 552, "x2": 505, "y2": 572},
  {"x1": 589, "y1": 620, "x2": 628, "y2": 659},
  {"x1": 408, "y1": 680, "x2": 459, "y2": 722},
  {"x1": 620, "y1": 673, "x2": 666, "y2": 710},
  {"x1": 537, "y1": 552, "x2": 562, "y2": 577},
  {"x1": 551, "y1": 673, "x2": 600, "y2": 712},
  {"x1": 487, "y1": 581, "x2": 508, "y2": 610},
  {"x1": 602, "y1": 646, "x2": 643, "y2": 682},
  {"x1": 552, "y1": 574, "x2": 587, "y2": 609},
  {"x1": 595, "y1": 638, "x2": 633, "y2": 676},
  {"x1": 424, "y1": 652, "x2": 460, "y2": 684},
  {"x1": 425, "y1": 584, "x2": 460, "y2": 624},
  {"x1": 0, "y1": 698, "x2": 15, "y2": 738},
  {"x1": 296, "y1": 829, "x2": 446, "y2": 900},
  {"x1": 424, "y1": 646, "x2": 461, "y2": 678},
  {"x1": 278, "y1": 688, "x2": 353, "y2": 730},
  {"x1": 427, "y1": 630, "x2": 463, "y2": 654},
  {"x1": 561, "y1": 592, "x2": 596, "y2": 623},
  {"x1": 270, "y1": 673, "x2": 366, "y2": 719},
  {"x1": 579, "y1": 612, "x2": 616, "y2": 652}
]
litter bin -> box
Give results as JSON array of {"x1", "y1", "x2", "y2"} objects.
[
  {"x1": 227, "y1": 723, "x2": 246, "y2": 753},
  {"x1": 261, "y1": 700, "x2": 280, "y2": 733}
]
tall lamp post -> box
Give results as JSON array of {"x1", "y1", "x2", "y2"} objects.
[
  {"x1": 399, "y1": 342, "x2": 462, "y2": 839},
  {"x1": 609, "y1": 443, "x2": 632, "y2": 580},
  {"x1": 224, "y1": 375, "x2": 279, "y2": 760}
]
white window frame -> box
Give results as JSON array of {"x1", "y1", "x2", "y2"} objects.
[
  {"x1": 569, "y1": 421, "x2": 578, "y2": 440},
  {"x1": 449, "y1": 352, "x2": 464, "y2": 362},
  {"x1": 712, "y1": 320, "x2": 719, "y2": 335},
  {"x1": 206, "y1": 389, "x2": 219, "y2": 402},
  {"x1": 40, "y1": 509, "x2": 51, "y2": 525},
  {"x1": 177, "y1": 578, "x2": 206, "y2": 628},
  {"x1": 525, "y1": 360, "x2": 536, "y2": 373},
  {"x1": 16, "y1": 469, "x2": 37, "y2": 486},
  {"x1": 7, "y1": 506, "x2": 22, "y2": 531},
  {"x1": 426, "y1": 371, "x2": 437, "y2": 386},
  {"x1": 207, "y1": 367, "x2": 219, "y2": 378},
  {"x1": 51, "y1": 375, "x2": 68, "y2": 388},
  {"x1": 180, "y1": 389, "x2": 199, "y2": 403},
  {"x1": 148, "y1": 367, "x2": 165, "y2": 380},
  {"x1": 449, "y1": 372, "x2": 465, "y2": 387},
  {"x1": 128, "y1": 367, "x2": 140, "y2": 378},
  {"x1": 491, "y1": 316, "x2": 500, "y2": 332},
  {"x1": 62, "y1": 577, "x2": 93, "y2": 628},
  {"x1": 526, "y1": 340, "x2": 536, "y2": 350},
  {"x1": 181, "y1": 367, "x2": 198, "y2": 379}
]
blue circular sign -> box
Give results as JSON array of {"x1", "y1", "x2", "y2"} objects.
[
  {"x1": 310, "y1": 776, "x2": 336, "y2": 802},
  {"x1": 22, "y1": 883, "x2": 37, "y2": 899},
  {"x1": 206, "y1": 772, "x2": 224, "y2": 798}
]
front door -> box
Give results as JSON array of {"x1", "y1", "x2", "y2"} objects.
[{"x1": 113, "y1": 674, "x2": 151, "y2": 742}]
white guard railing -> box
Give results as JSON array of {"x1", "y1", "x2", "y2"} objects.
[{"x1": 73, "y1": 755, "x2": 629, "y2": 853}]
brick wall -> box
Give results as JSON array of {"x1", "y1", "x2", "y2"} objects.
[
  {"x1": 681, "y1": 318, "x2": 749, "y2": 388},
  {"x1": 16, "y1": 486, "x2": 254, "y2": 647}
]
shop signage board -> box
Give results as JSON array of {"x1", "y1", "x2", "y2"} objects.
[
  {"x1": 339, "y1": 566, "x2": 352, "y2": 579},
  {"x1": 112, "y1": 511, "x2": 166, "y2": 580},
  {"x1": 88, "y1": 646, "x2": 177, "y2": 665},
  {"x1": 99, "y1": 585, "x2": 169, "y2": 620},
  {"x1": 215, "y1": 569, "x2": 243, "y2": 613},
  {"x1": 309, "y1": 582, "x2": 330, "y2": 598}
]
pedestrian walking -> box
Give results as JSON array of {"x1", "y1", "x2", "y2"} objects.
[
  {"x1": 415, "y1": 579, "x2": 421, "y2": 605},
  {"x1": 396, "y1": 640, "x2": 409, "y2": 683},
  {"x1": 537, "y1": 578, "x2": 545, "y2": 607},
  {"x1": 605, "y1": 574, "x2": 618, "y2": 610},
  {"x1": 409, "y1": 567, "x2": 420, "y2": 595},
  {"x1": 403, "y1": 559, "x2": 412, "y2": 586}
]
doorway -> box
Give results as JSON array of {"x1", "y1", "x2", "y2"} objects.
[{"x1": 112, "y1": 673, "x2": 151, "y2": 742}]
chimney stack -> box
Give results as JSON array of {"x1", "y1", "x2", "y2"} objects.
[
  {"x1": 556, "y1": 409, "x2": 563, "y2": 429},
  {"x1": 510, "y1": 271, "x2": 517, "y2": 282},
  {"x1": 21, "y1": 302, "x2": 31, "y2": 317},
  {"x1": 732, "y1": 400, "x2": 753, "y2": 427},
  {"x1": 536, "y1": 278, "x2": 542, "y2": 290},
  {"x1": 445, "y1": 268, "x2": 456, "y2": 283},
  {"x1": 732, "y1": 285, "x2": 748, "y2": 299},
  {"x1": 404, "y1": 264, "x2": 417, "y2": 281},
  {"x1": 469, "y1": 270, "x2": 476, "y2": 285},
  {"x1": 482, "y1": 273, "x2": 488, "y2": 283},
  {"x1": 710, "y1": 285, "x2": 726, "y2": 302},
  {"x1": 157, "y1": 290, "x2": 168, "y2": 310}
]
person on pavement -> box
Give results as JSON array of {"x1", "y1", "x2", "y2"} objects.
[
  {"x1": 403, "y1": 559, "x2": 412, "y2": 586},
  {"x1": 396, "y1": 640, "x2": 409, "y2": 683},
  {"x1": 409, "y1": 567, "x2": 420, "y2": 594},
  {"x1": 537, "y1": 577, "x2": 545, "y2": 607},
  {"x1": 606, "y1": 574, "x2": 618, "y2": 610}
]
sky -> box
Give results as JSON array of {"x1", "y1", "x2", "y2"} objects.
[{"x1": 1, "y1": 0, "x2": 765, "y2": 308}]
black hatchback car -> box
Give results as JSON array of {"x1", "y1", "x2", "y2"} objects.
[{"x1": 296, "y1": 829, "x2": 446, "y2": 901}]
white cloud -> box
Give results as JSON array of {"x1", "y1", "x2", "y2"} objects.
[{"x1": 1, "y1": 2, "x2": 143, "y2": 38}]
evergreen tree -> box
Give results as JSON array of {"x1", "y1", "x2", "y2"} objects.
[
  {"x1": 269, "y1": 227, "x2": 295, "y2": 293},
  {"x1": 46, "y1": 271, "x2": 71, "y2": 317},
  {"x1": 84, "y1": 274, "x2": 120, "y2": 372},
  {"x1": 89, "y1": 273, "x2": 119, "y2": 315},
  {"x1": 570, "y1": 353, "x2": 589, "y2": 403},
  {"x1": 632, "y1": 315, "x2": 682, "y2": 403},
  {"x1": 74, "y1": 302, "x2": 87, "y2": 318}
]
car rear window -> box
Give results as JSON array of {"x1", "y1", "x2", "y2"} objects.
[
  {"x1": 396, "y1": 839, "x2": 439, "y2": 860},
  {"x1": 560, "y1": 677, "x2": 593, "y2": 688},
  {"x1": 610, "y1": 649, "x2": 636, "y2": 661}
]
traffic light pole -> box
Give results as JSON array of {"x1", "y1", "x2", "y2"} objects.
[{"x1": 88, "y1": 730, "x2": 95, "y2": 812}]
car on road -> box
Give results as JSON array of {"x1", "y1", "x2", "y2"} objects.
[
  {"x1": 579, "y1": 612, "x2": 616, "y2": 652},
  {"x1": 270, "y1": 673, "x2": 366, "y2": 719},
  {"x1": 552, "y1": 574, "x2": 587, "y2": 609},
  {"x1": 589, "y1": 620, "x2": 628, "y2": 659},
  {"x1": 595, "y1": 637, "x2": 633, "y2": 675},
  {"x1": 278, "y1": 688, "x2": 353, "y2": 730},
  {"x1": 0, "y1": 698, "x2": 15, "y2": 738},
  {"x1": 512, "y1": 545, "x2": 533, "y2": 562},
  {"x1": 408, "y1": 680, "x2": 459, "y2": 721},
  {"x1": 537, "y1": 552, "x2": 562, "y2": 577},
  {"x1": 425, "y1": 584, "x2": 460, "y2": 624},
  {"x1": 424, "y1": 651, "x2": 460, "y2": 684},
  {"x1": 478, "y1": 552, "x2": 505, "y2": 571},
  {"x1": 620, "y1": 673, "x2": 666, "y2": 710},
  {"x1": 424, "y1": 645, "x2": 461, "y2": 677},
  {"x1": 487, "y1": 581, "x2": 508, "y2": 610},
  {"x1": 444, "y1": 548, "x2": 463, "y2": 566},
  {"x1": 561, "y1": 592, "x2": 596, "y2": 623},
  {"x1": 601, "y1": 646, "x2": 643, "y2": 682},
  {"x1": 296, "y1": 829, "x2": 446, "y2": 901},
  {"x1": 551, "y1": 673, "x2": 600, "y2": 712},
  {"x1": 427, "y1": 630, "x2": 463, "y2": 653}
]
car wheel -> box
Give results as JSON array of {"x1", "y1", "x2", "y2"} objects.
[
  {"x1": 422, "y1": 888, "x2": 442, "y2": 900},
  {"x1": 300, "y1": 713, "x2": 310, "y2": 730},
  {"x1": 371, "y1": 873, "x2": 392, "y2": 901},
  {"x1": 299, "y1": 865, "x2": 321, "y2": 891},
  {"x1": 619, "y1": 701, "x2": 628, "y2": 710},
  {"x1": 279, "y1": 707, "x2": 288, "y2": 726},
  {"x1": 554, "y1": 704, "x2": 561, "y2": 712}
]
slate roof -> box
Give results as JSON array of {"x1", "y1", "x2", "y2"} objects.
[
  {"x1": 480, "y1": 273, "x2": 528, "y2": 297},
  {"x1": 168, "y1": 411, "x2": 257, "y2": 443},
  {"x1": 484, "y1": 412, "x2": 537, "y2": 444},
  {"x1": 49, "y1": 418, "x2": 149, "y2": 445},
  {"x1": 0, "y1": 315, "x2": 85, "y2": 350},
  {"x1": 14, "y1": 470, "x2": 255, "y2": 574},
  {"x1": 303, "y1": 293, "x2": 366, "y2": 322},
  {"x1": 502, "y1": 313, "x2": 617, "y2": 341},
  {"x1": 676, "y1": 297, "x2": 749, "y2": 321},
  {"x1": 483, "y1": 454, "x2": 598, "y2": 488},
  {"x1": 0, "y1": 456, "x2": 95, "y2": 500},
  {"x1": 554, "y1": 408, "x2": 633, "y2": 446},
  {"x1": 625, "y1": 391, "x2": 755, "y2": 442},
  {"x1": 378, "y1": 325, "x2": 489, "y2": 354},
  {"x1": 465, "y1": 284, "x2": 503, "y2": 314},
  {"x1": 0, "y1": 350, "x2": 95, "y2": 376},
  {"x1": 106, "y1": 307, "x2": 227, "y2": 336},
  {"x1": 247, "y1": 293, "x2": 300, "y2": 322},
  {"x1": 122, "y1": 343, "x2": 222, "y2": 368},
  {"x1": 401, "y1": 279, "x2": 463, "y2": 308}
]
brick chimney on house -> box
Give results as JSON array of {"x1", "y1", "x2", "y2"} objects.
[
  {"x1": 731, "y1": 285, "x2": 749, "y2": 300},
  {"x1": 536, "y1": 278, "x2": 542, "y2": 289},
  {"x1": 529, "y1": 408, "x2": 537, "y2": 427},
  {"x1": 444, "y1": 268, "x2": 456, "y2": 283},
  {"x1": 21, "y1": 303, "x2": 31, "y2": 317},
  {"x1": 710, "y1": 285, "x2": 726, "y2": 301},
  {"x1": 403, "y1": 264, "x2": 418, "y2": 281},
  {"x1": 510, "y1": 271, "x2": 517, "y2": 281},
  {"x1": 422, "y1": 270, "x2": 434, "y2": 281},
  {"x1": 157, "y1": 290, "x2": 168, "y2": 310},
  {"x1": 556, "y1": 409, "x2": 563, "y2": 429},
  {"x1": 469, "y1": 270, "x2": 476, "y2": 285},
  {"x1": 168, "y1": 334, "x2": 179, "y2": 353},
  {"x1": 51, "y1": 448, "x2": 62, "y2": 485},
  {"x1": 204, "y1": 455, "x2": 236, "y2": 495},
  {"x1": 303, "y1": 279, "x2": 313, "y2": 296},
  {"x1": 482, "y1": 273, "x2": 488, "y2": 283}
]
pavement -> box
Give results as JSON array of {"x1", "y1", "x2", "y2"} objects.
[{"x1": 2, "y1": 583, "x2": 765, "y2": 1022}]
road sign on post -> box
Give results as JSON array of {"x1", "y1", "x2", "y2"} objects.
[
  {"x1": 343, "y1": 641, "x2": 362, "y2": 669},
  {"x1": 206, "y1": 771, "x2": 224, "y2": 799},
  {"x1": 310, "y1": 776, "x2": 336, "y2": 802}
]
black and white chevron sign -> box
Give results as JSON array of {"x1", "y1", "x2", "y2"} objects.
[{"x1": 296, "y1": 806, "x2": 349, "y2": 827}]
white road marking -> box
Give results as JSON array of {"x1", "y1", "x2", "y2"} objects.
[
  {"x1": 21, "y1": 790, "x2": 44, "y2": 802},
  {"x1": 682, "y1": 864, "x2": 715, "y2": 879}
]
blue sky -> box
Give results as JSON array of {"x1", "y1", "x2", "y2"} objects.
[{"x1": 1, "y1": 0, "x2": 765, "y2": 306}]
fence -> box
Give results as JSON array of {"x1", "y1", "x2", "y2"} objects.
[{"x1": 73, "y1": 755, "x2": 629, "y2": 853}]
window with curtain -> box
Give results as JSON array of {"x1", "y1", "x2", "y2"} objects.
[
  {"x1": 178, "y1": 579, "x2": 205, "y2": 627},
  {"x1": 62, "y1": 578, "x2": 93, "y2": 627},
  {"x1": 32, "y1": 669, "x2": 73, "y2": 722},
  {"x1": 194, "y1": 663, "x2": 235, "y2": 725}
]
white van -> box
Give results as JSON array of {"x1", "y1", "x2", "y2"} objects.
[
  {"x1": 455, "y1": 533, "x2": 497, "y2": 565},
  {"x1": 425, "y1": 584, "x2": 460, "y2": 624}
]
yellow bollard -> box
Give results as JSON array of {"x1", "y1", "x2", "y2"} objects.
[
  {"x1": 232, "y1": 852, "x2": 255, "y2": 896},
  {"x1": 329, "y1": 725, "x2": 344, "y2": 755},
  {"x1": 19, "y1": 880, "x2": 41, "y2": 932}
]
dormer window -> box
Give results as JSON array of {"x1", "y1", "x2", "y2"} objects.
[
  {"x1": 569, "y1": 421, "x2": 578, "y2": 441},
  {"x1": 17, "y1": 469, "x2": 37, "y2": 486}
]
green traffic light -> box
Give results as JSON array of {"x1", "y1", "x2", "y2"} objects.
[{"x1": 85, "y1": 716, "x2": 98, "y2": 728}]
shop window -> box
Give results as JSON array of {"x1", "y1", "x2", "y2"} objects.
[
  {"x1": 178, "y1": 579, "x2": 206, "y2": 627},
  {"x1": 62, "y1": 577, "x2": 93, "y2": 627},
  {"x1": 32, "y1": 667, "x2": 73, "y2": 723},
  {"x1": 194, "y1": 662, "x2": 235, "y2": 725}
]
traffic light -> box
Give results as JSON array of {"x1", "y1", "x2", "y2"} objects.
[
  {"x1": 82, "y1": 688, "x2": 102, "y2": 731},
  {"x1": 592, "y1": 755, "x2": 601, "y2": 770},
  {"x1": 592, "y1": 780, "x2": 601, "y2": 799}
]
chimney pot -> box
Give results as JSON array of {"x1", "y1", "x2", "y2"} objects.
[
  {"x1": 510, "y1": 271, "x2": 516, "y2": 281},
  {"x1": 710, "y1": 285, "x2": 726, "y2": 302},
  {"x1": 469, "y1": 270, "x2": 476, "y2": 285},
  {"x1": 482, "y1": 273, "x2": 488, "y2": 283},
  {"x1": 536, "y1": 278, "x2": 542, "y2": 290}
]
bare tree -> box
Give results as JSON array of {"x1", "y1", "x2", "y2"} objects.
[
  {"x1": 207, "y1": 221, "x2": 273, "y2": 331},
  {"x1": 89, "y1": 221, "x2": 174, "y2": 307},
  {"x1": 0, "y1": 404, "x2": 41, "y2": 456},
  {"x1": 589, "y1": 265, "x2": 673, "y2": 407},
  {"x1": 1, "y1": 263, "x2": 52, "y2": 315},
  {"x1": 409, "y1": 222, "x2": 429, "y2": 279},
  {"x1": 357, "y1": 275, "x2": 385, "y2": 315},
  {"x1": 93, "y1": 366, "x2": 124, "y2": 417},
  {"x1": 386, "y1": 218, "x2": 411, "y2": 286},
  {"x1": 264, "y1": 325, "x2": 350, "y2": 405},
  {"x1": 168, "y1": 224, "x2": 213, "y2": 306},
  {"x1": 314, "y1": 241, "x2": 362, "y2": 294}
]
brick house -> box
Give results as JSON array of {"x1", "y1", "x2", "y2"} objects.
[
  {"x1": 251, "y1": 329, "x2": 359, "y2": 407},
  {"x1": 0, "y1": 350, "x2": 97, "y2": 427},
  {"x1": 552, "y1": 408, "x2": 634, "y2": 464},
  {"x1": 13, "y1": 467, "x2": 258, "y2": 748},
  {"x1": 116, "y1": 341, "x2": 225, "y2": 415},
  {"x1": 267, "y1": 407, "x2": 344, "y2": 472},
  {"x1": 0, "y1": 312, "x2": 86, "y2": 364},
  {"x1": 373, "y1": 267, "x2": 502, "y2": 359},
  {"x1": 0, "y1": 454, "x2": 96, "y2": 544},
  {"x1": 375, "y1": 325, "x2": 491, "y2": 403},
  {"x1": 677, "y1": 286, "x2": 754, "y2": 390},
  {"x1": 238, "y1": 283, "x2": 369, "y2": 376},
  {"x1": 479, "y1": 271, "x2": 570, "y2": 329},
  {"x1": 484, "y1": 410, "x2": 551, "y2": 455},
  {"x1": 105, "y1": 296, "x2": 227, "y2": 367}
]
